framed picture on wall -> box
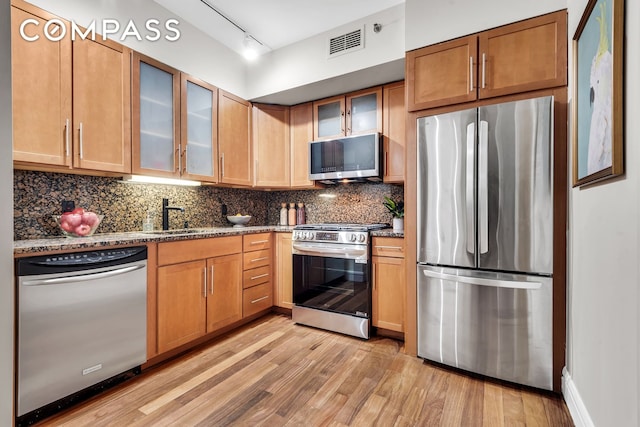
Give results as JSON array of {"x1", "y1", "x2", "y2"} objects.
[{"x1": 572, "y1": 0, "x2": 624, "y2": 187}]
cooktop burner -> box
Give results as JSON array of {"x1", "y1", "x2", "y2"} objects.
[{"x1": 294, "y1": 223, "x2": 389, "y2": 232}]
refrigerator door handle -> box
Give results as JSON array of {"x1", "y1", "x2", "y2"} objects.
[
  {"x1": 479, "y1": 120, "x2": 489, "y2": 254},
  {"x1": 421, "y1": 269, "x2": 542, "y2": 290},
  {"x1": 465, "y1": 122, "x2": 475, "y2": 254}
]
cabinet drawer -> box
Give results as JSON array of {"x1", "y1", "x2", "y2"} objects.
[
  {"x1": 243, "y1": 282, "x2": 272, "y2": 317},
  {"x1": 158, "y1": 236, "x2": 242, "y2": 266},
  {"x1": 372, "y1": 237, "x2": 405, "y2": 258},
  {"x1": 243, "y1": 233, "x2": 271, "y2": 252},
  {"x1": 243, "y1": 249, "x2": 271, "y2": 270},
  {"x1": 243, "y1": 265, "x2": 271, "y2": 289}
]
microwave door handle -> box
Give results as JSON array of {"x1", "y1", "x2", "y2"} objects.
[{"x1": 466, "y1": 122, "x2": 475, "y2": 254}]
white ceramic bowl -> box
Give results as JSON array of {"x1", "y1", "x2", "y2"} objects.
[
  {"x1": 227, "y1": 215, "x2": 251, "y2": 227},
  {"x1": 54, "y1": 213, "x2": 104, "y2": 237}
]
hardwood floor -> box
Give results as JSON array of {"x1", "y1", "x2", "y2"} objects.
[{"x1": 39, "y1": 314, "x2": 573, "y2": 426}]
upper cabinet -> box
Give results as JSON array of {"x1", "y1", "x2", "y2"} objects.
[
  {"x1": 132, "y1": 54, "x2": 220, "y2": 183},
  {"x1": 406, "y1": 10, "x2": 567, "y2": 111},
  {"x1": 72, "y1": 38, "x2": 131, "y2": 173},
  {"x1": 218, "y1": 90, "x2": 252, "y2": 186},
  {"x1": 289, "y1": 103, "x2": 315, "y2": 188},
  {"x1": 180, "y1": 75, "x2": 219, "y2": 183},
  {"x1": 12, "y1": 5, "x2": 71, "y2": 168},
  {"x1": 252, "y1": 104, "x2": 290, "y2": 188},
  {"x1": 131, "y1": 53, "x2": 180, "y2": 178},
  {"x1": 382, "y1": 81, "x2": 406, "y2": 183},
  {"x1": 12, "y1": 2, "x2": 131, "y2": 173},
  {"x1": 313, "y1": 87, "x2": 382, "y2": 140}
]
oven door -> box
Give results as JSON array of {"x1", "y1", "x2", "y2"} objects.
[{"x1": 292, "y1": 253, "x2": 370, "y2": 318}]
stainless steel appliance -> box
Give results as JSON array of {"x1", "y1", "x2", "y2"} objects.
[
  {"x1": 308, "y1": 133, "x2": 382, "y2": 183},
  {"x1": 292, "y1": 223, "x2": 387, "y2": 339},
  {"x1": 16, "y1": 246, "x2": 148, "y2": 420},
  {"x1": 417, "y1": 96, "x2": 554, "y2": 390}
]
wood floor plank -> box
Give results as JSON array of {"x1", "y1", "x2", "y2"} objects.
[
  {"x1": 138, "y1": 330, "x2": 285, "y2": 415},
  {"x1": 34, "y1": 314, "x2": 574, "y2": 427},
  {"x1": 482, "y1": 381, "x2": 505, "y2": 427}
]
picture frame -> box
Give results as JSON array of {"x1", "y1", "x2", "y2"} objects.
[{"x1": 572, "y1": 0, "x2": 624, "y2": 187}]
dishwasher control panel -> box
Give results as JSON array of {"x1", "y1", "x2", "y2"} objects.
[{"x1": 16, "y1": 246, "x2": 148, "y2": 275}]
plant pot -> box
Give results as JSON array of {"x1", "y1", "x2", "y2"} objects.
[{"x1": 392, "y1": 217, "x2": 404, "y2": 232}]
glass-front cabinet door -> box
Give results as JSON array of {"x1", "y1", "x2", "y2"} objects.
[
  {"x1": 181, "y1": 74, "x2": 218, "y2": 182},
  {"x1": 313, "y1": 95, "x2": 345, "y2": 140},
  {"x1": 132, "y1": 52, "x2": 180, "y2": 177},
  {"x1": 313, "y1": 87, "x2": 382, "y2": 141},
  {"x1": 346, "y1": 87, "x2": 382, "y2": 136}
]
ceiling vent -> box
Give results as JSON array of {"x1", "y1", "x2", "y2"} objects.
[{"x1": 328, "y1": 26, "x2": 365, "y2": 58}]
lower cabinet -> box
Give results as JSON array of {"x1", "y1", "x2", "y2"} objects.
[
  {"x1": 274, "y1": 232, "x2": 293, "y2": 309},
  {"x1": 206, "y1": 254, "x2": 243, "y2": 332},
  {"x1": 372, "y1": 237, "x2": 406, "y2": 333},
  {"x1": 155, "y1": 236, "x2": 243, "y2": 354},
  {"x1": 242, "y1": 233, "x2": 273, "y2": 318}
]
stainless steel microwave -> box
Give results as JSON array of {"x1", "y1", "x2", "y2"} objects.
[{"x1": 308, "y1": 132, "x2": 382, "y2": 183}]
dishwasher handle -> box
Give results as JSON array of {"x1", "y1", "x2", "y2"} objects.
[{"x1": 21, "y1": 264, "x2": 146, "y2": 286}]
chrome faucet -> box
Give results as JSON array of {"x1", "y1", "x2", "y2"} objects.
[{"x1": 162, "y1": 198, "x2": 185, "y2": 230}]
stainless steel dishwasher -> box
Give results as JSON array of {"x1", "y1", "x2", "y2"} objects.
[{"x1": 16, "y1": 246, "x2": 147, "y2": 420}]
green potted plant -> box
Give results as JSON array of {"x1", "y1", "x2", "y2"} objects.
[{"x1": 383, "y1": 196, "x2": 404, "y2": 232}]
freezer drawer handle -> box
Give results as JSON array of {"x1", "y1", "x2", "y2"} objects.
[
  {"x1": 421, "y1": 269, "x2": 542, "y2": 290},
  {"x1": 22, "y1": 264, "x2": 145, "y2": 286}
]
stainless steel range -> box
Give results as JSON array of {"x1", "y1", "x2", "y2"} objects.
[{"x1": 291, "y1": 223, "x2": 387, "y2": 339}]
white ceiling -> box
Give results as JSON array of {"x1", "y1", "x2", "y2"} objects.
[{"x1": 154, "y1": 0, "x2": 405, "y2": 57}]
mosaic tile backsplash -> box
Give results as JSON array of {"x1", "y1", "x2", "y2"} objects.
[{"x1": 14, "y1": 170, "x2": 404, "y2": 240}]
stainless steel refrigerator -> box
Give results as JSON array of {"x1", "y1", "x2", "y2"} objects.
[{"x1": 416, "y1": 96, "x2": 554, "y2": 390}]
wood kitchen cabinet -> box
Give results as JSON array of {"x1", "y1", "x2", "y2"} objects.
[
  {"x1": 132, "y1": 56, "x2": 220, "y2": 182},
  {"x1": 252, "y1": 104, "x2": 290, "y2": 188},
  {"x1": 382, "y1": 81, "x2": 406, "y2": 183},
  {"x1": 313, "y1": 87, "x2": 382, "y2": 140},
  {"x1": 180, "y1": 74, "x2": 219, "y2": 183},
  {"x1": 72, "y1": 37, "x2": 131, "y2": 173},
  {"x1": 12, "y1": 2, "x2": 131, "y2": 173},
  {"x1": 132, "y1": 52, "x2": 181, "y2": 178},
  {"x1": 289, "y1": 102, "x2": 316, "y2": 188},
  {"x1": 406, "y1": 10, "x2": 567, "y2": 111},
  {"x1": 155, "y1": 236, "x2": 242, "y2": 354},
  {"x1": 219, "y1": 90, "x2": 252, "y2": 186},
  {"x1": 372, "y1": 237, "x2": 405, "y2": 333},
  {"x1": 206, "y1": 254, "x2": 243, "y2": 332},
  {"x1": 242, "y1": 233, "x2": 273, "y2": 317},
  {"x1": 274, "y1": 232, "x2": 293, "y2": 309}
]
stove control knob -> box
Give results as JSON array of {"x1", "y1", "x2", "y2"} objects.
[
  {"x1": 349, "y1": 233, "x2": 357, "y2": 242},
  {"x1": 357, "y1": 234, "x2": 366, "y2": 243}
]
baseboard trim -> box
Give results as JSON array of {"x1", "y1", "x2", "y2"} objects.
[{"x1": 562, "y1": 367, "x2": 595, "y2": 427}]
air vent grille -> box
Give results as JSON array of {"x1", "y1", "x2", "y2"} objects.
[{"x1": 328, "y1": 26, "x2": 364, "y2": 58}]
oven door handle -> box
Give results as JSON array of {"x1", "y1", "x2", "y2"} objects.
[{"x1": 292, "y1": 243, "x2": 368, "y2": 260}]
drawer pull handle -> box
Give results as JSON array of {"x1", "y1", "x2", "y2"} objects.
[
  {"x1": 250, "y1": 257, "x2": 269, "y2": 262},
  {"x1": 251, "y1": 295, "x2": 269, "y2": 304},
  {"x1": 374, "y1": 245, "x2": 403, "y2": 250},
  {"x1": 250, "y1": 240, "x2": 269, "y2": 245},
  {"x1": 250, "y1": 273, "x2": 269, "y2": 280}
]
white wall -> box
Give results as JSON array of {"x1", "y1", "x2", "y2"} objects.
[
  {"x1": 565, "y1": 0, "x2": 640, "y2": 426},
  {"x1": 246, "y1": 4, "x2": 405, "y2": 103},
  {"x1": 24, "y1": 0, "x2": 248, "y2": 97},
  {"x1": 405, "y1": 0, "x2": 566, "y2": 51},
  {"x1": 0, "y1": 0, "x2": 14, "y2": 423}
]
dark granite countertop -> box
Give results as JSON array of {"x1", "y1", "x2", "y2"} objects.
[{"x1": 14, "y1": 225, "x2": 295, "y2": 255}]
